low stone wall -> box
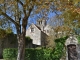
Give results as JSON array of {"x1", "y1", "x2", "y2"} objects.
[{"x1": 0, "y1": 34, "x2": 17, "y2": 58}]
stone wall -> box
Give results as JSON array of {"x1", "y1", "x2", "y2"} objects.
[
  {"x1": 65, "y1": 35, "x2": 80, "y2": 60},
  {"x1": 77, "y1": 44, "x2": 80, "y2": 60},
  {"x1": 41, "y1": 31, "x2": 48, "y2": 47},
  {"x1": 0, "y1": 34, "x2": 17, "y2": 58},
  {"x1": 62, "y1": 44, "x2": 80, "y2": 60}
]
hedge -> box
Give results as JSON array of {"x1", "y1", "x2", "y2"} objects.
[
  {"x1": 3, "y1": 48, "x2": 60, "y2": 60},
  {"x1": 3, "y1": 36, "x2": 68, "y2": 60}
]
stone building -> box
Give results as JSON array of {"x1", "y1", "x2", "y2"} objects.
[{"x1": 26, "y1": 18, "x2": 52, "y2": 47}]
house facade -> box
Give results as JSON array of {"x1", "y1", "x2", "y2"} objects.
[{"x1": 26, "y1": 18, "x2": 52, "y2": 47}]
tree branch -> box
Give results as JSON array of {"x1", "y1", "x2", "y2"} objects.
[
  {"x1": 0, "y1": 9, "x2": 20, "y2": 27},
  {"x1": 27, "y1": 6, "x2": 34, "y2": 18},
  {"x1": 19, "y1": 0, "x2": 23, "y2": 6},
  {"x1": 18, "y1": 0, "x2": 27, "y2": 16},
  {"x1": 22, "y1": 6, "x2": 34, "y2": 30},
  {"x1": 18, "y1": 0, "x2": 34, "y2": 17}
]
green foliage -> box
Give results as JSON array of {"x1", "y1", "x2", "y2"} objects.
[
  {"x1": 3, "y1": 48, "x2": 17, "y2": 60},
  {"x1": 77, "y1": 36, "x2": 80, "y2": 44},
  {"x1": 3, "y1": 36, "x2": 68, "y2": 60},
  {"x1": 3, "y1": 48, "x2": 64, "y2": 60},
  {"x1": 55, "y1": 36, "x2": 68, "y2": 44},
  {"x1": 0, "y1": 28, "x2": 14, "y2": 38},
  {"x1": 3, "y1": 48, "x2": 53, "y2": 60},
  {"x1": 6, "y1": 28, "x2": 13, "y2": 34},
  {"x1": 25, "y1": 36, "x2": 32, "y2": 45},
  {"x1": 53, "y1": 36, "x2": 68, "y2": 59}
]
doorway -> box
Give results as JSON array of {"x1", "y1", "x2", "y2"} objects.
[{"x1": 67, "y1": 44, "x2": 78, "y2": 60}]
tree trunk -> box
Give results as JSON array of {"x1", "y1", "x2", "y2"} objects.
[
  {"x1": 16, "y1": 16, "x2": 27, "y2": 60},
  {"x1": 17, "y1": 34, "x2": 25, "y2": 60},
  {"x1": 16, "y1": 25, "x2": 26, "y2": 60}
]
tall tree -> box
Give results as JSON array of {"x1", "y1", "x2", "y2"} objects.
[
  {"x1": 53, "y1": 0, "x2": 80, "y2": 30},
  {"x1": 0, "y1": 0, "x2": 55, "y2": 60},
  {"x1": 47, "y1": 0, "x2": 80, "y2": 38}
]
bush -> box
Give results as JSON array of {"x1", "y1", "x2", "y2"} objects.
[
  {"x1": 3, "y1": 48, "x2": 53, "y2": 60},
  {"x1": 77, "y1": 36, "x2": 80, "y2": 44},
  {"x1": 53, "y1": 36, "x2": 68, "y2": 59},
  {"x1": 3, "y1": 48, "x2": 17, "y2": 60},
  {"x1": 3, "y1": 48, "x2": 64, "y2": 60},
  {"x1": 3, "y1": 37, "x2": 68, "y2": 60},
  {"x1": 25, "y1": 36, "x2": 32, "y2": 45}
]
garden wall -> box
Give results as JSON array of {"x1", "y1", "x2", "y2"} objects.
[{"x1": 0, "y1": 34, "x2": 17, "y2": 58}]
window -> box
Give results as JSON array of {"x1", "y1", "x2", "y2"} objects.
[
  {"x1": 39, "y1": 21, "x2": 40, "y2": 25},
  {"x1": 47, "y1": 30, "x2": 49, "y2": 33},
  {"x1": 31, "y1": 28, "x2": 34, "y2": 32},
  {"x1": 41, "y1": 21, "x2": 42, "y2": 24}
]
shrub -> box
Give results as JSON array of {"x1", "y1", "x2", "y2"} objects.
[
  {"x1": 3, "y1": 48, "x2": 53, "y2": 60},
  {"x1": 3, "y1": 48, "x2": 17, "y2": 60},
  {"x1": 77, "y1": 36, "x2": 80, "y2": 44},
  {"x1": 25, "y1": 36, "x2": 32, "y2": 45},
  {"x1": 3, "y1": 36, "x2": 68, "y2": 60},
  {"x1": 53, "y1": 36, "x2": 68, "y2": 59}
]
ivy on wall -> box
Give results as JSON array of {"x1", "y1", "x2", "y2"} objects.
[
  {"x1": 77, "y1": 36, "x2": 80, "y2": 44},
  {"x1": 25, "y1": 36, "x2": 32, "y2": 46},
  {"x1": 53, "y1": 36, "x2": 68, "y2": 59}
]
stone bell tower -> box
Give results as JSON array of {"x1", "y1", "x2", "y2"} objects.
[{"x1": 37, "y1": 18, "x2": 46, "y2": 31}]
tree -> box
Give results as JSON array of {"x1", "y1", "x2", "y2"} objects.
[
  {"x1": 47, "y1": 0, "x2": 80, "y2": 39},
  {"x1": 54, "y1": 26, "x2": 74, "y2": 38},
  {"x1": 53, "y1": 0, "x2": 80, "y2": 32},
  {"x1": 46, "y1": 0, "x2": 80, "y2": 36},
  {"x1": 46, "y1": 30, "x2": 55, "y2": 49},
  {"x1": 0, "y1": 0, "x2": 55, "y2": 60}
]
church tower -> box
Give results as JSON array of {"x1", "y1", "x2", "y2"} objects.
[{"x1": 37, "y1": 18, "x2": 46, "y2": 31}]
